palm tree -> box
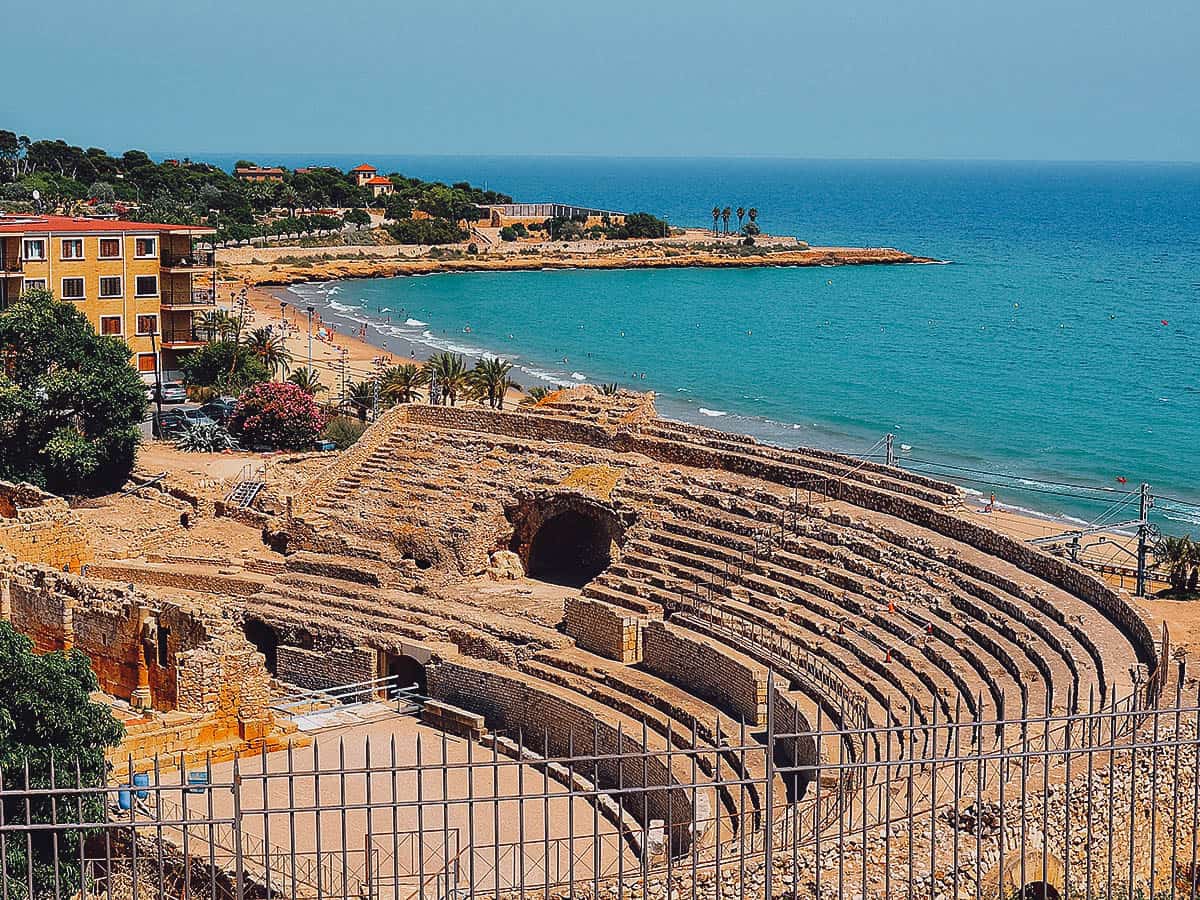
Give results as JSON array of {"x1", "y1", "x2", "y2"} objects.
[
  {"x1": 343, "y1": 380, "x2": 376, "y2": 422},
  {"x1": 379, "y1": 363, "x2": 427, "y2": 405},
  {"x1": 748, "y1": 207, "x2": 758, "y2": 225},
  {"x1": 423, "y1": 352, "x2": 468, "y2": 406},
  {"x1": 468, "y1": 358, "x2": 522, "y2": 409},
  {"x1": 711, "y1": 206, "x2": 720, "y2": 236},
  {"x1": 599, "y1": 383, "x2": 620, "y2": 396},
  {"x1": 721, "y1": 206, "x2": 732, "y2": 235},
  {"x1": 196, "y1": 309, "x2": 232, "y2": 342},
  {"x1": 287, "y1": 367, "x2": 326, "y2": 395},
  {"x1": 243, "y1": 327, "x2": 292, "y2": 377},
  {"x1": 1157, "y1": 535, "x2": 1197, "y2": 594},
  {"x1": 736, "y1": 207, "x2": 745, "y2": 230},
  {"x1": 521, "y1": 386, "x2": 557, "y2": 405}
]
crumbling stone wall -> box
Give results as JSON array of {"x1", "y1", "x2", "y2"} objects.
[
  {"x1": 563, "y1": 596, "x2": 643, "y2": 662},
  {"x1": 0, "y1": 481, "x2": 93, "y2": 572},
  {"x1": 1, "y1": 557, "x2": 274, "y2": 748},
  {"x1": 642, "y1": 620, "x2": 768, "y2": 726}
]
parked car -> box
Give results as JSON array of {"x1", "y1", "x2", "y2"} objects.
[
  {"x1": 157, "y1": 407, "x2": 216, "y2": 437},
  {"x1": 156, "y1": 381, "x2": 188, "y2": 404},
  {"x1": 200, "y1": 397, "x2": 239, "y2": 425}
]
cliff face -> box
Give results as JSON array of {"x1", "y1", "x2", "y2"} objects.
[{"x1": 219, "y1": 245, "x2": 937, "y2": 287}]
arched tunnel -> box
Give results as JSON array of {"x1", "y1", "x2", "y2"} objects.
[{"x1": 508, "y1": 493, "x2": 630, "y2": 588}]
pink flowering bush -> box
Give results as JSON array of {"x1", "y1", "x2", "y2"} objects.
[{"x1": 231, "y1": 382, "x2": 328, "y2": 450}]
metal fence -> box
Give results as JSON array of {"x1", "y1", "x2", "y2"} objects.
[{"x1": 2, "y1": 672, "x2": 1199, "y2": 900}]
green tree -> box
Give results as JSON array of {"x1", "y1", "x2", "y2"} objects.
[
  {"x1": 343, "y1": 207, "x2": 371, "y2": 230},
  {"x1": 0, "y1": 288, "x2": 146, "y2": 493},
  {"x1": 1157, "y1": 535, "x2": 1198, "y2": 595},
  {"x1": 721, "y1": 206, "x2": 732, "y2": 235},
  {"x1": 711, "y1": 206, "x2": 720, "y2": 235},
  {"x1": 468, "y1": 358, "x2": 522, "y2": 409},
  {"x1": 748, "y1": 207, "x2": 758, "y2": 224},
  {"x1": 386, "y1": 217, "x2": 466, "y2": 245},
  {"x1": 0, "y1": 623, "x2": 124, "y2": 899},
  {"x1": 286, "y1": 367, "x2": 326, "y2": 394},
  {"x1": 178, "y1": 340, "x2": 270, "y2": 394},
  {"x1": 342, "y1": 380, "x2": 376, "y2": 421},
  {"x1": 243, "y1": 327, "x2": 292, "y2": 377},
  {"x1": 424, "y1": 352, "x2": 468, "y2": 406},
  {"x1": 379, "y1": 363, "x2": 427, "y2": 405},
  {"x1": 736, "y1": 206, "x2": 745, "y2": 230}
]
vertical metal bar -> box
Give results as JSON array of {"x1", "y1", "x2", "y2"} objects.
[
  {"x1": 1041, "y1": 690, "x2": 1050, "y2": 900},
  {"x1": 615, "y1": 723, "x2": 625, "y2": 897},
  {"x1": 416, "y1": 734, "x2": 425, "y2": 900},
  {"x1": 883, "y1": 699, "x2": 892, "y2": 900},
  {"x1": 1170, "y1": 670, "x2": 1183, "y2": 900},
  {"x1": 286, "y1": 742, "x2": 298, "y2": 900},
  {"x1": 951, "y1": 696, "x2": 961, "y2": 900},
  {"x1": 23, "y1": 759, "x2": 33, "y2": 900},
  {"x1": 1149, "y1": 692, "x2": 1162, "y2": 898},
  {"x1": 466, "y1": 734, "x2": 476, "y2": 899},
  {"x1": 567, "y1": 729, "x2": 576, "y2": 900},
  {"x1": 441, "y1": 728, "x2": 451, "y2": 899},
  {"x1": 592, "y1": 721, "x2": 601, "y2": 900},
  {"x1": 1020, "y1": 693, "x2": 1029, "y2": 897},
  {"x1": 259, "y1": 743, "x2": 271, "y2": 898},
  {"x1": 542, "y1": 727, "x2": 550, "y2": 893},
  {"x1": 763, "y1": 673, "x2": 774, "y2": 900},
  {"x1": 231, "y1": 755, "x2": 246, "y2": 900},
  {"x1": 928, "y1": 701, "x2": 938, "y2": 893},
  {"x1": 1062, "y1": 701, "x2": 1073, "y2": 899},
  {"x1": 48, "y1": 755, "x2": 60, "y2": 900},
  {"x1": 1105, "y1": 690, "x2": 1116, "y2": 900},
  {"x1": 838, "y1": 707, "x2": 845, "y2": 900},
  {"x1": 206, "y1": 751, "x2": 217, "y2": 900},
  {"x1": 493, "y1": 733, "x2": 502, "y2": 900},
  {"x1": 517, "y1": 728, "x2": 526, "y2": 900},
  {"x1": 0, "y1": 765, "x2": 8, "y2": 900},
  {"x1": 1085, "y1": 688, "x2": 1095, "y2": 900},
  {"x1": 313, "y1": 740, "x2": 323, "y2": 900},
  {"x1": 338, "y1": 739, "x2": 349, "y2": 900},
  {"x1": 365, "y1": 736, "x2": 375, "y2": 900}
]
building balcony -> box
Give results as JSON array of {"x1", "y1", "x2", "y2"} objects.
[
  {"x1": 159, "y1": 326, "x2": 206, "y2": 349},
  {"x1": 160, "y1": 285, "x2": 216, "y2": 308},
  {"x1": 161, "y1": 249, "x2": 216, "y2": 271},
  {"x1": 0, "y1": 256, "x2": 22, "y2": 274}
]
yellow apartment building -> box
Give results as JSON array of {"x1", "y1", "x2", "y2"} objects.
[{"x1": 0, "y1": 215, "x2": 216, "y2": 383}]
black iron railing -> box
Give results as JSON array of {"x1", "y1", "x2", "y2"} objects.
[{"x1": 161, "y1": 248, "x2": 216, "y2": 268}]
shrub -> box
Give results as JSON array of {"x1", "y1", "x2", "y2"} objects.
[
  {"x1": 231, "y1": 382, "x2": 327, "y2": 450},
  {"x1": 386, "y1": 217, "x2": 466, "y2": 245},
  {"x1": 175, "y1": 422, "x2": 238, "y2": 453},
  {"x1": 321, "y1": 415, "x2": 368, "y2": 449},
  {"x1": 499, "y1": 226, "x2": 517, "y2": 242},
  {"x1": 179, "y1": 340, "x2": 270, "y2": 394}
]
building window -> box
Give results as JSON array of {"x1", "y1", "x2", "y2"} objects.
[
  {"x1": 22, "y1": 239, "x2": 45, "y2": 261},
  {"x1": 22, "y1": 278, "x2": 46, "y2": 292},
  {"x1": 99, "y1": 276, "x2": 122, "y2": 298},
  {"x1": 99, "y1": 316, "x2": 122, "y2": 336},
  {"x1": 134, "y1": 275, "x2": 158, "y2": 297},
  {"x1": 136, "y1": 352, "x2": 157, "y2": 374},
  {"x1": 136, "y1": 314, "x2": 158, "y2": 335},
  {"x1": 61, "y1": 277, "x2": 85, "y2": 300},
  {"x1": 135, "y1": 237, "x2": 157, "y2": 258},
  {"x1": 61, "y1": 239, "x2": 84, "y2": 260},
  {"x1": 98, "y1": 238, "x2": 122, "y2": 259}
]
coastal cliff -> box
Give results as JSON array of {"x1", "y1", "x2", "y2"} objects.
[{"x1": 218, "y1": 243, "x2": 938, "y2": 287}]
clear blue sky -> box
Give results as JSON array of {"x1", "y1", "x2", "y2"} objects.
[{"x1": 4, "y1": 0, "x2": 1198, "y2": 161}]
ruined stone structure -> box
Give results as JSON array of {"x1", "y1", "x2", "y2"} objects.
[
  {"x1": 0, "y1": 481, "x2": 94, "y2": 572},
  {"x1": 0, "y1": 552, "x2": 281, "y2": 771},
  {"x1": 109, "y1": 384, "x2": 1152, "y2": 856}
]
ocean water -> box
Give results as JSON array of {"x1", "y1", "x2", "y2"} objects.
[{"x1": 219, "y1": 156, "x2": 1200, "y2": 531}]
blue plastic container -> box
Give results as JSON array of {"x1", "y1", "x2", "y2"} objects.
[
  {"x1": 117, "y1": 788, "x2": 132, "y2": 810},
  {"x1": 186, "y1": 771, "x2": 209, "y2": 794},
  {"x1": 132, "y1": 772, "x2": 150, "y2": 800}
]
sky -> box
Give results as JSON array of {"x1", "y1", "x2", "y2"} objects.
[{"x1": 3, "y1": 0, "x2": 1198, "y2": 162}]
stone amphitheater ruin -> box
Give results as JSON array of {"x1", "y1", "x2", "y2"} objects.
[{"x1": 2, "y1": 386, "x2": 1189, "y2": 900}]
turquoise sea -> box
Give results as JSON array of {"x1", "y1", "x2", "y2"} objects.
[{"x1": 201, "y1": 155, "x2": 1200, "y2": 531}]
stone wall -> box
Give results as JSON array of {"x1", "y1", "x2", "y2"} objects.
[
  {"x1": 0, "y1": 481, "x2": 93, "y2": 572},
  {"x1": 641, "y1": 620, "x2": 768, "y2": 726},
  {"x1": 275, "y1": 643, "x2": 378, "y2": 692},
  {"x1": 1, "y1": 556, "x2": 275, "y2": 755},
  {"x1": 563, "y1": 596, "x2": 642, "y2": 663},
  {"x1": 427, "y1": 654, "x2": 702, "y2": 853}
]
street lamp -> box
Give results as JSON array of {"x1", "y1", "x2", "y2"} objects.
[
  {"x1": 149, "y1": 326, "x2": 163, "y2": 438},
  {"x1": 279, "y1": 301, "x2": 287, "y2": 333}
]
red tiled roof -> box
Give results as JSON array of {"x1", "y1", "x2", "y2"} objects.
[
  {"x1": 0, "y1": 215, "x2": 214, "y2": 236},
  {"x1": 364, "y1": 176, "x2": 393, "y2": 186},
  {"x1": 350, "y1": 164, "x2": 377, "y2": 172},
  {"x1": 235, "y1": 167, "x2": 285, "y2": 176}
]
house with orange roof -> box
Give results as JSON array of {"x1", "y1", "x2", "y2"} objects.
[{"x1": 349, "y1": 164, "x2": 378, "y2": 187}]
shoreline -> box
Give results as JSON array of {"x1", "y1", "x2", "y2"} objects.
[{"x1": 218, "y1": 242, "x2": 941, "y2": 288}]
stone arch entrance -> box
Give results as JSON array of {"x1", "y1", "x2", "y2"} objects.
[
  {"x1": 386, "y1": 653, "x2": 428, "y2": 694},
  {"x1": 507, "y1": 492, "x2": 630, "y2": 588},
  {"x1": 242, "y1": 618, "x2": 279, "y2": 675}
]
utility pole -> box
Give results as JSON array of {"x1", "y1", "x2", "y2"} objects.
[
  {"x1": 306, "y1": 305, "x2": 314, "y2": 373},
  {"x1": 1136, "y1": 482, "x2": 1151, "y2": 597},
  {"x1": 885, "y1": 433, "x2": 895, "y2": 468},
  {"x1": 149, "y1": 327, "x2": 163, "y2": 438},
  {"x1": 339, "y1": 349, "x2": 348, "y2": 407}
]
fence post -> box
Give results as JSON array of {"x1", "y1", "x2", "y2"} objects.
[
  {"x1": 763, "y1": 671, "x2": 775, "y2": 900},
  {"x1": 230, "y1": 756, "x2": 246, "y2": 900}
]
